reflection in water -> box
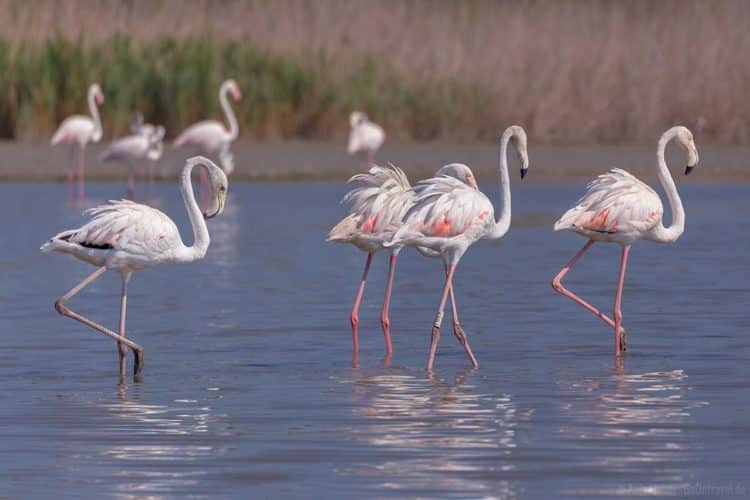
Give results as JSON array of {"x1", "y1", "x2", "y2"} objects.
[
  {"x1": 557, "y1": 361, "x2": 708, "y2": 497},
  {"x1": 338, "y1": 368, "x2": 528, "y2": 498}
]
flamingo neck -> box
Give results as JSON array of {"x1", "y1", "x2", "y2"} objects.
[
  {"x1": 487, "y1": 129, "x2": 513, "y2": 239},
  {"x1": 650, "y1": 128, "x2": 685, "y2": 243},
  {"x1": 88, "y1": 88, "x2": 102, "y2": 142},
  {"x1": 175, "y1": 162, "x2": 210, "y2": 262},
  {"x1": 220, "y1": 84, "x2": 238, "y2": 142}
]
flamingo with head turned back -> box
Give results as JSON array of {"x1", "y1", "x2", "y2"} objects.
[
  {"x1": 348, "y1": 111, "x2": 385, "y2": 171},
  {"x1": 41, "y1": 156, "x2": 228, "y2": 381},
  {"x1": 51, "y1": 83, "x2": 104, "y2": 202},
  {"x1": 551, "y1": 126, "x2": 699, "y2": 356},
  {"x1": 327, "y1": 163, "x2": 478, "y2": 361},
  {"x1": 99, "y1": 121, "x2": 165, "y2": 198},
  {"x1": 388, "y1": 125, "x2": 529, "y2": 370}
]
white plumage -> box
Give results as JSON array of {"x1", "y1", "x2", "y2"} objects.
[{"x1": 347, "y1": 111, "x2": 385, "y2": 170}]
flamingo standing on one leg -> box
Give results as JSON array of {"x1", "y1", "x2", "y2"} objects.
[
  {"x1": 348, "y1": 111, "x2": 385, "y2": 171},
  {"x1": 551, "y1": 126, "x2": 699, "y2": 356},
  {"x1": 388, "y1": 125, "x2": 530, "y2": 370},
  {"x1": 51, "y1": 83, "x2": 105, "y2": 202},
  {"x1": 41, "y1": 156, "x2": 228, "y2": 381},
  {"x1": 327, "y1": 163, "x2": 479, "y2": 361},
  {"x1": 99, "y1": 123, "x2": 165, "y2": 198}
]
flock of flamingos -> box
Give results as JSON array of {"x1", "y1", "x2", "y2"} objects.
[{"x1": 41, "y1": 79, "x2": 700, "y2": 380}]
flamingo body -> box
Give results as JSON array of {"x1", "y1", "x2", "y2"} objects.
[
  {"x1": 51, "y1": 115, "x2": 100, "y2": 146},
  {"x1": 348, "y1": 111, "x2": 385, "y2": 170}
]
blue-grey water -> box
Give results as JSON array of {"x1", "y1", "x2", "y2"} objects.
[{"x1": 1, "y1": 180, "x2": 748, "y2": 498}]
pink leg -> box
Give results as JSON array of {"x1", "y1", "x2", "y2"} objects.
[
  {"x1": 77, "y1": 146, "x2": 86, "y2": 202},
  {"x1": 445, "y1": 264, "x2": 478, "y2": 368},
  {"x1": 380, "y1": 253, "x2": 397, "y2": 356},
  {"x1": 54, "y1": 267, "x2": 144, "y2": 378},
  {"x1": 66, "y1": 146, "x2": 75, "y2": 202},
  {"x1": 118, "y1": 272, "x2": 133, "y2": 380},
  {"x1": 127, "y1": 164, "x2": 135, "y2": 199},
  {"x1": 427, "y1": 263, "x2": 457, "y2": 371},
  {"x1": 613, "y1": 246, "x2": 630, "y2": 356},
  {"x1": 551, "y1": 240, "x2": 617, "y2": 329},
  {"x1": 350, "y1": 253, "x2": 373, "y2": 354}
]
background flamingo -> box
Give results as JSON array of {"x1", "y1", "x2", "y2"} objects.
[
  {"x1": 388, "y1": 125, "x2": 529, "y2": 370},
  {"x1": 328, "y1": 163, "x2": 479, "y2": 361},
  {"x1": 41, "y1": 156, "x2": 228, "y2": 381},
  {"x1": 551, "y1": 125, "x2": 699, "y2": 356},
  {"x1": 174, "y1": 79, "x2": 242, "y2": 175},
  {"x1": 348, "y1": 111, "x2": 385, "y2": 171},
  {"x1": 99, "y1": 121, "x2": 165, "y2": 198},
  {"x1": 131, "y1": 112, "x2": 166, "y2": 182},
  {"x1": 50, "y1": 83, "x2": 104, "y2": 202}
]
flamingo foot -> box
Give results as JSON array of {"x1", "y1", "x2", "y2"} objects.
[
  {"x1": 427, "y1": 325, "x2": 441, "y2": 371},
  {"x1": 133, "y1": 348, "x2": 144, "y2": 380},
  {"x1": 618, "y1": 327, "x2": 628, "y2": 353},
  {"x1": 453, "y1": 323, "x2": 479, "y2": 368}
]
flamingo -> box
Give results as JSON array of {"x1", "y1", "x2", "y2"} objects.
[
  {"x1": 130, "y1": 112, "x2": 166, "y2": 183},
  {"x1": 327, "y1": 163, "x2": 478, "y2": 360},
  {"x1": 40, "y1": 156, "x2": 228, "y2": 380},
  {"x1": 551, "y1": 126, "x2": 699, "y2": 356},
  {"x1": 174, "y1": 79, "x2": 241, "y2": 176},
  {"x1": 99, "y1": 122, "x2": 165, "y2": 198},
  {"x1": 50, "y1": 83, "x2": 105, "y2": 202},
  {"x1": 387, "y1": 125, "x2": 529, "y2": 370},
  {"x1": 348, "y1": 111, "x2": 385, "y2": 171}
]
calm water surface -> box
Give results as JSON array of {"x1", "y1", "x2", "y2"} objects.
[{"x1": 0, "y1": 180, "x2": 748, "y2": 498}]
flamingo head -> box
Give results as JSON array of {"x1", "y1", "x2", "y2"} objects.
[
  {"x1": 224, "y1": 79, "x2": 242, "y2": 101},
  {"x1": 436, "y1": 163, "x2": 478, "y2": 190},
  {"x1": 192, "y1": 156, "x2": 229, "y2": 219},
  {"x1": 506, "y1": 125, "x2": 529, "y2": 179},
  {"x1": 90, "y1": 83, "x2": 104, "y2": 105},
  {"x1": 350, "y1": 111, "x2": 367, "y2": 128},
  {"x1": 675, "y1": 126, "x2": 699, "y2": 175}
]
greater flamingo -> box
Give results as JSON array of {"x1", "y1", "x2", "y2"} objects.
[
  {"x1": 131, "y1": 112, "x2": 166, "y2": 182},
  {"x1": 41, "y1": 156, "x2": 228, "y2": 380},
  {"x1": 327, "y1": 163, "x2": 478, "y2": 360},
  {"x1": 99, "y1": 122, "x2": 165, "y2": 197},
  {"x1": 50, "y1": 83, "x2": 105, "y2": 202},
  {"x1": 388, "y1": 125, "x2": 529, "y2": 370},
  {"x1": 174, "y1": 79, "x2": 241, "y2": 175},
  {"x1": 348, "y1": 111, "x2": 385, "y2": 171},
  {"x1": 551, "y1": 126, "x2": 699, "y2": 356}
]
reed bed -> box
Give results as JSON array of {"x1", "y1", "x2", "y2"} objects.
[{"x1": 0, "y1": 0, "x2": 748, "y2": 143}]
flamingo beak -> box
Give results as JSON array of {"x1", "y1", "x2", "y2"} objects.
[
  {"x1": 684, "y1": 165, "x2": 694, "y2": 175},
  {"x1": 520, "y1": 168, "x2": 528, "y2": 179}
]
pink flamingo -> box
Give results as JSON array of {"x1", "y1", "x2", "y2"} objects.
[
  {"x1": 327, "y1": 163, "x2": 478, "y2": 359},
  {"x1": 348, "y1": 111, "x2": 385, "y2": 171},
  {"x1": 551, "y1": 126, "x2": 699, "y2": 356},
  {"x1": 51, "y1": 83, "x2": 105, "y2": 202},
  {"x1": 41, "y1": 156, "x2": 228, "y2": 380},
  {"x1": 130, "y1": 112, "x2": 166, "y2": 184},
  {"x1": 388, "y1": 125, "x2": 529, "y2": 370},
  {"x1": 174, "y1": 79, "x2": 241, "y2": 176},
  {"x1": 99, "y1": 122, "x2": 165, "y2": 198}
]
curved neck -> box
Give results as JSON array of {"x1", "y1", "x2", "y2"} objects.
[
  {"x1": 177, "y1": 163, "x2": 210, "y2": 261},
  {"x1": 650, "y1": 129, "x2": 685, "y2": 243},
  {"x1": 488, "y1": 130, "x2": 513, "y2": 238},
  {"x1": 220, "y1": 85, "x2": 238, "y2": 141},
  {"x1": 88, "y1": 88, "x2": 102, "y2": 140}
]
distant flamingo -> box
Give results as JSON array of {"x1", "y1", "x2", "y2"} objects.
[
  {"x1": 348, "y1": 111, "x2": 385, "y2": 171},
  {"x1": 174, "y1": 79, "x2": 241, "y2": 176},
  {"x1": 551, "y1": 126, "x2": 699, "y2": 356},
  {"x1": 41, "y1": 156, "x2": 228, "y2": 380},
  {"x1": 328, "y1": 163, "x2": 478, "y2": 359},
  {"x1": 388, "y1": 125, "x2": 529, "y2": 370},
  {"x1": 51, "y1": 83, "x2": 104, "y2": 202},
  {"x1": 99, "y1": 121, "x2": 165, "y2": 198},
  {"x1": 130, "y1": 112, "x2": 166, "y2": 182}
]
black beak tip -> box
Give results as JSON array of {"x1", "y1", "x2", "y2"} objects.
[
  {"x1": 520, "y1": 168, "x2": 527, "y2": 179},
  {"x1": 684, "y1": 165, "x2": 694, "y2": 175}
]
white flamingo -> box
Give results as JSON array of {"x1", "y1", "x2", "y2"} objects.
[
  {"x1": 41, "y1": 156, "x2": 228, "y2": 380},
  {"x1": 348, "y1": 111, "x2": 385, "y2": 171},
  {"x1": 551, "y1": 126, "x2": 699, "y2": 356},
  {"x1": 388, "y1": 125, "x2": 529, "y2": 370},
  {"x1": 99, "y1": 121, "x2": 165, "y2": 198},
  {"x1": 50, "y1": 83, "x2": 105, "y2": 202},
  {"x1": 328, "y1": 163, "x2": 478, "y2": 360},
  {"x1": 174, "y1": 79, "x2": 242, "y2": 175}
]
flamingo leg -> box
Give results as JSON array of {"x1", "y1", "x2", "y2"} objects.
[
  {"x1": 54, "y1": 266, "x2": 145, "y2": 377},
  {"x1": 66, "y1": 145, "x2": 75, "y2": 202},
  {"x1": 613, "y1": 246, "x2": 630, "y2": 356},
  {"x1": 551, "y1": 239, "x2": 618, "y2": 330},
  {"x1": 350, "y1": 253, "x2": 373, "y2": 354},
  {"x1": 118, "y1": 272, "x2": 133, "y2": 380},
  {"x1": 427, "y1": 263, "x2": 457, "y2": 371},
  {"x1": 379, "y1": 253, "x2": 397, "y2": 356},
  {"x1": 445, "y1": 264, "x2": 478, "y2": 368},
  {"x1": 127, "y1": 162, "x2": 135, "y2": 199},
  {"x1": 77, "y1": 146, "x2": 86, "y2": 202}
]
